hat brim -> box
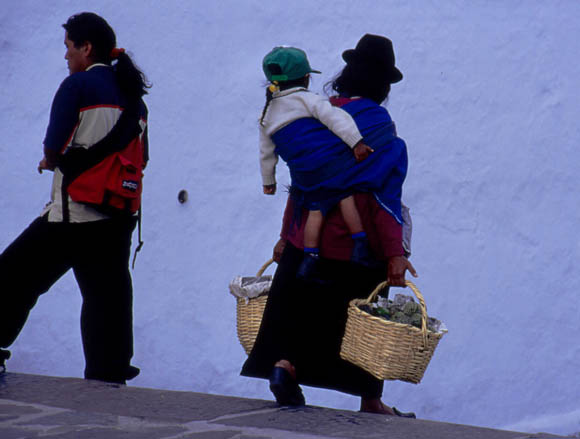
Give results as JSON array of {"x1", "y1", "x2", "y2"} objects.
[
  {"x1": 269, "y1": 69, "x2": 321, "y2": 82},
  {"x1": 342, "y1": 49, "x2": 403, "y2": 84}
]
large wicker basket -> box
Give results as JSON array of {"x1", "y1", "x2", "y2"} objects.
[
  {"x1": 235, "y1": 259, "x2": 273, "y2": 355},
  {"x1": 340, "y1": 280, "x2": 445, "y2": 383}
]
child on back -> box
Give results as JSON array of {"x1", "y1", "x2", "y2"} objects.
[{"x1": 259, "y1": 46, "x2": 375, "y2": 281}]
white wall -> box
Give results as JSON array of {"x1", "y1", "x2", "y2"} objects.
[{"x1": 1, "y1": 1, "x2": 579, "y2": 435}]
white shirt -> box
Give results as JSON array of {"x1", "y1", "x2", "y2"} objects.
[{"x1": 259, "y1": 87, "x2": 363, "y2": 186}]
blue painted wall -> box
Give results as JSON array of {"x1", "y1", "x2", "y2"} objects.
[{"x1": 1, "y1": 1, "x2": 579, "y2": 435}]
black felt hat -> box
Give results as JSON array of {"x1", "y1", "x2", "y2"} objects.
[{"x1": 342, "y1": 34, "x2": 403, "y2": 84}]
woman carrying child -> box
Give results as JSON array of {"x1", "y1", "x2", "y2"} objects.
[
  {"x1": 259, "y1": 46, "x2": 378, "y2": 281},
  {"x1": 242, "y1": 34, "x2": 417, "y2": 416}
]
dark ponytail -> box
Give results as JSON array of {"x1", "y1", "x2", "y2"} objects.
[
  {"x1": 63, "y1": 12, "x2": 151, "y2": 101},
  {"x1": 260, "y1": 76, "x2": 309, "y2": 126},
  {"x1": 260, "y1": 86, "x2": 275, "y2": 126},
  {"x1": 112, "y1": 51, "x2": 151, "y2": 100}
]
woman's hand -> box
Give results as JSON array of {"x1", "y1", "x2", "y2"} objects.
[
  {"x1": 263, "y1": 184, "x2": 277, "y2": 195},
  {"x1": 387, "y1": 255, "x2": 418, "y2": 287},
  {"x1": 353, "y1": 142, "x2": 374, "y2": 162},
  {"x1": 272, "y1": 238, "x2": 286, "y2": 263}
]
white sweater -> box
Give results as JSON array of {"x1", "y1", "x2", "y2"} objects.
[{"x1": 259, "y1": 87, "x2": 363, "y2": 186}]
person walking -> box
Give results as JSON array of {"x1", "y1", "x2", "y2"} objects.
[
  {"x1": 0, "y1": 12, "x2": 150, "y2": 384},
  {"x1": 241, "y1": 34, "x2": 416, "y2": 416},
  {"x1": 258, "y1": 46, "x2": 376, "y2": 281}
]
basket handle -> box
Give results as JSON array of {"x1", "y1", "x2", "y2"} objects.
[
  {"x1": 256, "y1": 258, "x2": 275, "y2": 277},
  {"x1": 363, "y1": 280, "x2": 429, "y2": 347}
]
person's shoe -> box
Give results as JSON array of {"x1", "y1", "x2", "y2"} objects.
[
  {"x1": 126, "y1": 365, "x2": 140, "y2": 381},
  {"x1": 360, "y1": 399, "x2": 415, "y2": 418},
  {"x1": 351, "y1": 236, "x2": 379, "y2": 268},
  {"x1": 0, "y1": 349, "x2": 11, "y2": 375},
  {"x1": 85, "y1": 365, "x2": 139, "y2": 385},
  {"x1": 393, "y1": 406, "x2": 416, "y2": 418},
  {"x1": 297, "y1": 254, "x2": 327, "y2": 284},
  {"x1": 269, "y1": 367, "x2": 305, "y2": 406}
]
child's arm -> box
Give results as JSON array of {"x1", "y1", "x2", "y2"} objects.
[
  {"x1": 308, "y1": 94, "x2": 373, "y2": 161},
  {"x1": 259, "y1": 127, "x2": 278, "y2": 194}
]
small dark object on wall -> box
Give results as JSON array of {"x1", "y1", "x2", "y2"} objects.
[{"x1": 178, "y1": 190, "x2": 188, "y2": 204}]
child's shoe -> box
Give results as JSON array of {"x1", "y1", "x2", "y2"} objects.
[
  {"x1": 297, "y1": 253, "x2": 326, "y2": 284},
  {"x1": 351, "y1": 236, "x2": 379, "y2": 267}
]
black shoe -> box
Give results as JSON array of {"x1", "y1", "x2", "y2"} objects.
[
  {"x1": 351, "y1": 237, "x2": 379, "y2": 268},
  {"x1": 0, "y1": 349, "x2": 11, "y2": 375},
  {"x1": 85, "y1": 364, "x2": 140, "y2": 385},
  {"x1": 269, "y1": 367, "x2": 305, "y2": 406},
  {"x1": 393, "y1": 406, "x2": 416, "y2": 418},
  {"x1": 296, "y1": 254, "x2": 327, "y2": 284},
  {"x1": 126, "y1": 365, "x2": 140, "y2": 381}
]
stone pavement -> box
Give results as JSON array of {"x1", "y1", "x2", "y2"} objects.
[{"x1": 0, "y1": 372, "x2": 567, "y2": 439}]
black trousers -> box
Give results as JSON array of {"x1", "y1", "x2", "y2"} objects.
[
  {"x1": 242, "y1": 242, "x2": 386, "y2": 399},
  {"x1": 0, "y1": 214, "x2": 137, "y2": 383}
]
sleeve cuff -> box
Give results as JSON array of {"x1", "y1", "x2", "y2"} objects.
[
  {"x1": 262, "y1": 174, "x2": 276, "y2": 186},
  {"x1": 383, "y1": 239, "x2": 405, "y2": 259},
  {"x1": 345, "y1": 134, "x2": 363, "y2": 148}
]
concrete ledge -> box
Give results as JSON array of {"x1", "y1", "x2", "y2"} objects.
[{"x1": 0, "y1": 372, "x2": 565, "y2": 439}]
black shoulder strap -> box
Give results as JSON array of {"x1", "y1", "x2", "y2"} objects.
[{"x1": 132, "y1": 206, "x2": 143, "y2": 269}]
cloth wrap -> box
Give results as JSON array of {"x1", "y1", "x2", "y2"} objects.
[{"x1": 271, "y1": 98, "x2": 408, "y2": 223}]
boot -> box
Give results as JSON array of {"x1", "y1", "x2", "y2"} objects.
[{"x1": 297, "y1": 253, "x2": 327, "y2": 284}]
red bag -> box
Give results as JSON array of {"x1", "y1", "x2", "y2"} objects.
[{"x1": 67, "y1": 136, "x2": 144, "y2": 214}]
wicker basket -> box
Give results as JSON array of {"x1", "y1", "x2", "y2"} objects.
[
  {"x1": 235, "y1": 258, "x2": 273, "y2": 355},
  {"x1": 340, "y1": 280, "x2": 445, "y2": 383}
]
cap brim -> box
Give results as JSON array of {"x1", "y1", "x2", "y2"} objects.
[{"x1": 310, "y1": 69, "x2": 321, "y2": 74}]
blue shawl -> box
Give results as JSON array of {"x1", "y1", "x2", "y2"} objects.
[{"x1": 271, "y1": 98, "x2": 408, "y2": 223}]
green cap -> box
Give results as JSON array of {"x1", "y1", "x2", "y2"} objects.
[{"x1": 262, "y1": 46, "x2": 321, "y2": 82}]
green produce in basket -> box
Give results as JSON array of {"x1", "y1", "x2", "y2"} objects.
[
  {"x1": 403, "y1": 301, "x2": 421, "y2": 316},
  {"x1": 376, "y1": 307, "x2": 390, "y2": 318},
  {"x1": 391, "y1": 311, "x2": 411, "y2": 325},
  {"x1": 356, "y1": 293, "x2": 446, "y2": 334},
  {"x1": 409, "y1": 312, "x2": 423, "y2": 328}
]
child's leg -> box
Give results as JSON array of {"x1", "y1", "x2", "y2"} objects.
[
  {"x1": 298, "y1": 210, "x2": 325, "y2": 282},
  {"x1": 304, "y1": 210, "x2": 323, "y2": 251},
  {"x1": 339, "y1": 196, "x2": 376, "y2": 266},
  {"x1": 339, "y1": 196, "x2": 363, "y2": 235}
]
